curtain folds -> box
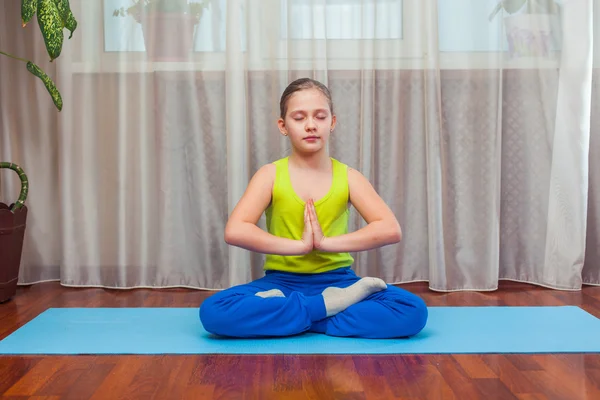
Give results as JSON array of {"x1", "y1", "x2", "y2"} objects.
[{"x1": 1, "y1": 0, "x2": 598, "y2": 291}]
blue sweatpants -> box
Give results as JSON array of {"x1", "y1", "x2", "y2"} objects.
[{"x1": 199, "y1": 267, "x2": 428, "y2": 339}]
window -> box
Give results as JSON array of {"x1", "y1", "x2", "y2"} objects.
[
  {"x1": 281, "y1": 0, "x2": 403, "y2": 40},
  {"x1": 102, "y1": 0, "x2": 406, "y2": 53},
  {"x1": 96, "y1": 0, "x2": 418, "y2": 70},
  {"x1": 273, "y1": 0, "x2": 421, "y2": 64},
  {"x1": 438, "y1": 0, "x2": 505, "y2": 52},
  {"x1": 437, "y1": 0, "x2": 562, "y2": 54},
  {"x1": 103, "y1": 0, "x2": 229, "y2": 52}
]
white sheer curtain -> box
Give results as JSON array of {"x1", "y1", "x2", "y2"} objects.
[{"x1": 1, "y1": 0, "x2": 598, "y2": 291}]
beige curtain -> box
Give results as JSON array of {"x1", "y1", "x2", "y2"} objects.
[{"x1": 1, "y1": 0, "x2": 598, "y2": 291}]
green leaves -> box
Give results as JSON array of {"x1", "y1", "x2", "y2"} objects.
[
  {"x1": 27, "y1": 61, "x2": 63, "y2": 111},
  {"x1": 21, "y1": 0, "x2": 78, "y2": 61},
  {"x1": 488, "y1": 0, "x2": 527, "y2": 21},
  {"x1": 502, "y1": 0, "x2": 528, "y2": 13},
  {"x1": 0, "y1": 162, "x2": 29, "y2": 211},
  {"x1": 488, "y1": 0, "x2": 558, "y2": 21},
  {"x1": 36, "y1": 0, "x2": 64, "y2": 61},
  {"x1": 2, "y1": 0, "x2": 76, "y2": 111},
  {"x1": 55, "y1": 0, "x2": 77, "y2": 39},
  {"x1": 21, "y1": 0, "x2": 37, "y2": 26}
]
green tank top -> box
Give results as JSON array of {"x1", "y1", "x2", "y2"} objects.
[{"x1": 264, "y1": 157, "x2": 355, "y2": 274}]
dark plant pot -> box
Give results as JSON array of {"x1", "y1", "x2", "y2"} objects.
[
  {"x1": 0, "y1": 162, "x2": 29, "y2": 303},
  {"x1": 0, "y1": 203, "x2": 27, "y2": 303},
  {"x1": 140, "y1": 12, "x2": 198, "y2": 62}
]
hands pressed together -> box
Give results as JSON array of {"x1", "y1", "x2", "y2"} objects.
[{"x1": 300, "y1": 199, "x2": 328, "y2": 254}]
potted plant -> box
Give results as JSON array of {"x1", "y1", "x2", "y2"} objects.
[
  {"x1": 488, "y1": 0, "x2": 561, "y2": 59},
  {"x1": 0, "y1": 0, "x2": 77, "y2": 302},
  {"x1": 0, "y1": 163, "x2": 29, "y2": 303},
  {"x1": 113, "y1": 0, "x2": 211, "y2": 61}
]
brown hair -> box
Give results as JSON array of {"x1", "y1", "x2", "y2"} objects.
[{"x1": 279, "y1": 78, "x2": 334, "y2": 119}]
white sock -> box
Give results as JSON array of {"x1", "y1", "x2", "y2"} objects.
[
  {"x1": 255, "y1": 289, "x2": 286, "y2": 298},
  {"x1": 321, "y1": 277, "x2": 387, "y2": 317}
]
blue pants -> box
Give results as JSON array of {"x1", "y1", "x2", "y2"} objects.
[{"x1": 199, "y1": 267, "x2": 428, "y2": 339}]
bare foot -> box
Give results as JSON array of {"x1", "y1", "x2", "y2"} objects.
[{"x1": 322, "y1": 277, "x2": 387, "y2": 317}]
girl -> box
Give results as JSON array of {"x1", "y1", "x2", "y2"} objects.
[{"x1": 199, "y1": 78, "x2": 428, "y2": 339}]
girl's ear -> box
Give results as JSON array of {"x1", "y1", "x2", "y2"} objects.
[
  {"x1": 277, "y1": 118, "x2": 288, "y2": 136},
  {"x1": 330, "y1": 114, "x2": 337, "y2": 132}
]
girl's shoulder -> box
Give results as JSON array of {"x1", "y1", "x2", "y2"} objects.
[
  {"x1": 331, "y1": 158, "x2": 359, "y2": 177},
  {"x1": 270, "y1": 157, "x2": 288, "y2": 167},
  {"x1": 331, "y1": 157, "x2": 348, "y2": 168},
  {"x1": 251, "y1": 162, "x2": 277, "y2": 184}
]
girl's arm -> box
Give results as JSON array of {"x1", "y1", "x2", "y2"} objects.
[
  {"x1": 224, "y1": 164, "x2": 310, "y2": 255},
  {"x1": 319, "y1": 167, "x2": 402, "y2": 253}
]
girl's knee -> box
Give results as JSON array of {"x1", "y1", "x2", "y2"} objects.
[
  {"x1": 407, "y1": 295, "x2": 428, "y2": 335},
  {"x1": 198, "y1": 295, "x2": 217, "y2": 333},
  {"x1": 199, "y1": 293, "x2": 232, "y2": 335},
  {"x1": 387, "y1": 290, "x2": 428, "y2": 337}
]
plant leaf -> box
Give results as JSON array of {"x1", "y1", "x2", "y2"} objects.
[
  {"x1": 488, "y1": 2, "x2": 503, "y2": 21},
  {"x1": 0, "y1": 162, "x2": 29, "y2": 211},
  {"x1": 27, "y1": 61, "x2": 63, "y2": 111},
  {"x1": 54, "y1": 0, "x2": 77, "y2": 39},
  {"x1": 21, "y1": 0, "x2": 37, "y2": 26},
  {"x1": 37, "y1": 0, "x2": 64, "y2": 61},
  {"x1": 502, "y1": 0, "x2": 528, "y2": 14},
  {"x1": 64, "y1": 10, "x2": 77, "y2": 39}
]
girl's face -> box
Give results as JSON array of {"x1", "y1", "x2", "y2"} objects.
[{"x1": 278, "y1": 88, "x2": 336, "y2": 154}]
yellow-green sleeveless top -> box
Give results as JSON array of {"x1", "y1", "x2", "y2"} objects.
[{"x1": 264, "y1": 157, "x2": 355, "y2": 274}]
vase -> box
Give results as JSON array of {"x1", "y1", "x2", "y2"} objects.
[
  {"x1": 0, "y1": 204, "x2": 27, "y2": 303},
  {"x1": 504, "y1": 14, "x2": 561, "y2": 59},
  {"x1": 0, "y1": 163, "x2": 29, "y2": 303},
  {"x1": 140, "y1": 12, "x2": 198, "y2": 62}
]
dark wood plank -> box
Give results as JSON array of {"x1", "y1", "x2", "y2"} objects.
[
  {"x1": 88, "y1": 357, "x2": 152, "y2": 400},
  {"x1": 505, "y1": 355, "x2": 544, "y2": 372},
  {"x1": 0, "y1": 281, "x2": 599, "y2": 399},
  {"x1": 411, "y1": 363, "x2": 456, "y2": 400},
  {"x1": 62, "y1": 362, "x2": 116, "y2": 400},
  {"x1": 3, "y1": 358, "x2": 71, "y2": 397},
  {"x1": 452, "y1": 355, "x2": 497, "y2": 378},
  {"x1": 0, "y1": 357, "x2": 43, "y2": 395},
  {"x1": 472, "y1": 378, "x2": 519, "y2": 400},
  {"x1": 481, "y1": 354, "x2": 544, "y2": 395},
  {"x1": 434, "y1": 356, "x2": 487, "y2": 399},
  {"x1": 34, "y1": 356, "x2": 98, "y2": 398}
]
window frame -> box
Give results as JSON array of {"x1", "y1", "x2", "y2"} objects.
[{"x1": 68, "y1": 0, "x2": 572, "y2": 73}]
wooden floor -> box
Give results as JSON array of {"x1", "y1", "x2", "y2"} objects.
[{"x1": 1, "y1": 281, "x2": 599, "y2": 400}]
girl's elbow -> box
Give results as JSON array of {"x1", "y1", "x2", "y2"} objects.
[
  {"x1": 224, "y1": 223, "x2": 238, "y2": 245},
  {"x1": 224, "y1": 230, "x2": 233, "y2": 245},
  {"x1": 389, "y1": 222, "x2": 402, "y2": 243}
]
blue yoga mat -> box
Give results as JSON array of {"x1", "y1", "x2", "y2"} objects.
[{"x1": 1, "y1": 306, "x2": 599, "y2": 354}]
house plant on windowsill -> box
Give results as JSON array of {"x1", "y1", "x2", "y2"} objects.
[
  {"x1": 0, "y1": 0, "x2": 76, "y2": 302},
  {"x1": 113, "y1": 0, "x2": 211, "y2": 62},
  {"x1": 488, "y1": 0, "x2": 561, "y2": 59}
]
